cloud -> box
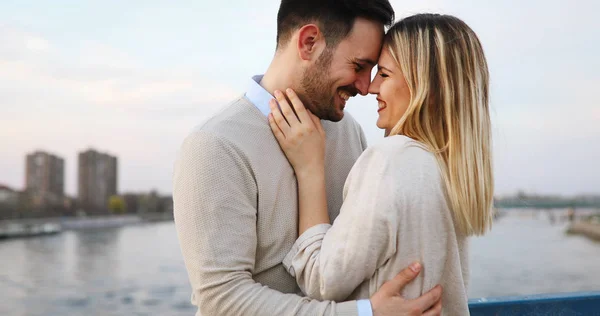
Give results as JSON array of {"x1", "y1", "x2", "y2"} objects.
[
  {"x1": 0, "y1": 24, "x2": 240, "y2": 195},
  {"x1": 0, "y1": 25, "x2": 238, "y2": 118},
  {"x1": 0, "y1": 25, "x2": 50, "y2": 58}
]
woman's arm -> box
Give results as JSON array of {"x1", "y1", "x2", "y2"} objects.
[
  {"x1": 295, "y1": 166, "x2": 330, "y2": 235},
  {"x1": 283, "y1": 146, "x2": 401, "y2": 301},
  {"x1": 268, "y1": 88, "x2": 331, "y2": 235}
]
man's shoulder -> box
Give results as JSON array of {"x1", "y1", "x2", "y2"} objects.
[
  {"x1": 189, "y1": 95, "x2": 265, "y2": 136},
  {"x1": 180, "y1": 95, "x2": 272, "y2": 155},
  {"x1": 193, "y1": 95, "x2": 256, "y2": 131}
]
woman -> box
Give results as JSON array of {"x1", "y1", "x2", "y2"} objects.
[{"x1": 268, "y1": 14, "x2": 493, "y2": 315}]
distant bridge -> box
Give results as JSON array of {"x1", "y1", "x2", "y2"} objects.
[{"x1": 495, "y1": 200, "x2": 600, "y2": 209}]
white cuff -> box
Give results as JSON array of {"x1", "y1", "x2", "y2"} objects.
[{"x1": 357, "y1": 299, "x2": 373, "y2": 316}]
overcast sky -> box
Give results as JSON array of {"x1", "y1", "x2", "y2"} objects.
[{"x1": 0, "y1": 0, "x2": 598, "y2": 197}]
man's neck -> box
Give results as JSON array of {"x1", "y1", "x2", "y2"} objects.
[{"x1": 260, "y1": 56, "x2": 300, "y2": 96}]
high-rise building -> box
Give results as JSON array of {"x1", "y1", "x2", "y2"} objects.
[
  {"x1": 25, "y1": 151, "x2": 65, "y2": 207},
  {"x1": 78, "y1": 149, "x2": 118, "y2": 213},
  {"x1": 0, "y1": 184, "x2": 20, "y2": 219}
]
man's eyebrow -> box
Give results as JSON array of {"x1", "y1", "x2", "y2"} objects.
[{"x1": 355, "y1": 58, "x2": 377, "y2": 66}]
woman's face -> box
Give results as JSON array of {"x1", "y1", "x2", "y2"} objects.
[{"x1": 368, "y1": 47, "x2": 411, "y2": 136}]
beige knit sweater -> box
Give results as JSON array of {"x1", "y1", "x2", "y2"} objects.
[
  {"x1": 282, "y1": 135, "x2": 470, "y2": 316},
  {"x1": 173, "y1": 96, "x2": 368, "y2": 316}
]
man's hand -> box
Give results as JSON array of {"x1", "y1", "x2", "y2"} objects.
[{"x1": 370, "y1": 262, "x2": 443, "y2": 316}]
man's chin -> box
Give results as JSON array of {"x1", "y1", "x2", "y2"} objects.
[
  {"x1": 309, "y1": 98, "x2": 344, "y2": 122},
  {"x1": 323, "y1": 99, "x2": 345, "y2": 122},
  {"x1": 322, "y1": 108, "x2": 344, "y2": 122},
  {"x1": 332, "y1": 110, "x2": 345, "y2": 122}
]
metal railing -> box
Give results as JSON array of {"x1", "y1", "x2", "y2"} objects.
[{"x1": 469, "y1": 291, "x2": 600, "y2": 315}]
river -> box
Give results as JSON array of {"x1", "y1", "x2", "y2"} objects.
[{"x1": 1, "y1": 211, "x2": 599, "y2": 315}]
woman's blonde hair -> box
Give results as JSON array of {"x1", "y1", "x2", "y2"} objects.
[{"x1": 385, "y1": 14, "x2": 493, "y2": 236}]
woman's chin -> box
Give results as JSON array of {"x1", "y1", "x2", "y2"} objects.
[{"x1": 375, "y1": 121, "x2": 392, "y2": 137}]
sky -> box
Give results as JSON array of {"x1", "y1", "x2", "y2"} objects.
[{"x1": 0, "y1": 0, "x2": 598, "y2": 197}]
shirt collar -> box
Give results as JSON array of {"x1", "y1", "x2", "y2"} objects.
[{"x1": 245, "y1": 75, "x2": 272, "y2": 116}]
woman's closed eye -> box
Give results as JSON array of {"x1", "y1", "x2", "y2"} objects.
[{"x1": 377, "y1": 65, "x2": 392, "y2": 78}]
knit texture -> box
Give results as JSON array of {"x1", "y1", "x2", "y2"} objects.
[
  {"x1": 282, "y1": 135, "x2": 470, "y2": 316},
  {"x1": 173, "y1": 96, "x2": 368, "y2": 316}
]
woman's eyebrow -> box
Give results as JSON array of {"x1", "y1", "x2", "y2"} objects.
[
  {"x1": 378, "y1": 65, "x2": 393, "y2": 73},
  {"x1": 355, "y1": 58, "x2": 377, "y2": 67}
]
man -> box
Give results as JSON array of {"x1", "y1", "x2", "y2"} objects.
[{"x1": 173, "y1": 1, "x2": 443, "y2": 315}]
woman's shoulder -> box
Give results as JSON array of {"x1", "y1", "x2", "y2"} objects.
[
  {"x1": 347, "y1": 136, "x2": 447, "y2": 215},
  {"x1": 351, "y1": 136, "x2": 441, "y2": 191}
]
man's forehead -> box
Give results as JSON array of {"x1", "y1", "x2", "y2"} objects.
[
  {"x1": 341, "y1": 19, "x2": 384, "y2": 59},
  {"x1": 335, "y1": 39, "x2": 383, "y2": 64}
]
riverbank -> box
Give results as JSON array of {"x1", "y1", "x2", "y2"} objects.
[
  {"x1": 0, "y1": 213, "x2": 173, "y2": 239},
  {"x1": 567, "y1": 221, "x2": 600, "y2": 241}
]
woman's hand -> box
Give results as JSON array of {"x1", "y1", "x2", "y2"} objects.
[
  {"x1": 268, "y1": 88, "x2": 326, "y2": 177},
  {"x1": 269, "y1": 88, "x2": 330, "y2": 234}
]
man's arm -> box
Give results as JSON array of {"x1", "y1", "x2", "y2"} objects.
[{"x1": 173, "y1": 130, "x2": 358, "y2": 315}]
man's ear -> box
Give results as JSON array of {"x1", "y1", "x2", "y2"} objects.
[{"x1": 297, "y1": 24, "x2": 324, "y2": 61}]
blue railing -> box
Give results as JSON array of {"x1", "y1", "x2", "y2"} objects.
[{"x1": 468, "y1": 291, "x2": 600, "y2": 315}]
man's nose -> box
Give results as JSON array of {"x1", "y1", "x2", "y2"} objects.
[{"x1": 355, "y1": 72, "x2": 371, "y2": 96}]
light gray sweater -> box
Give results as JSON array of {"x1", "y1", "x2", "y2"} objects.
[
  {"x1": 173, "y1": 96, "x2": 368, "y2": 316},
  {"x1": 282, "y1": 135, "x2": 470, "y2": 316}
]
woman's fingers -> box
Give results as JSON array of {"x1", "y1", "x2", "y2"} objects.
[
  {"x1": 272, "y1": 88, "x2": 323, "y2": 140},
  {"x1": 268, "y1": 113, "x2": 286, "y2": 142},
  {"x1": 269, "y1": 98, "x2": 291, "y2": 137},
  {"x1": 274, "y1": 90, "x2": 300, "y2": 127},
  {"x1": 283, "y1": 88, "x2": 312, "y2": 125}
]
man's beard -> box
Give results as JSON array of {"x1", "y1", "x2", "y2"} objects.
[{"x1": 300, "y1": 49, "x2": 342, "y2": 122}]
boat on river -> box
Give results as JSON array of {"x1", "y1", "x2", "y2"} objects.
[{"x1": 0, "y1": 222, "x2": 62, "y2": 239}]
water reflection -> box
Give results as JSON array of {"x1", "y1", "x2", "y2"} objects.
[
  {"x1": 0, "y1": 223, "x2": 194, "y2": 316},
  {"x1": 23, "y1": 235, "x2": 66, "y2": 296},
  {"x1": 73, "y1": 228, "x2": 120, "y2": 287}
]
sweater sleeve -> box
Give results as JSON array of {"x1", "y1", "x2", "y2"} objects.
[
  {"x1": 173, "y1": 130, "x2": 359, "y2": 316},
  {"x1": 282, "y1": 145, "x2": 402, "y2": 301},
  {"x1": 282, "y1": 139, "x2": 460, "y2": 305}
]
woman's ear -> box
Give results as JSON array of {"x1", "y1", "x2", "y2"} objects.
[{"x1": 297, "y1": 24, "x2": 324, "y2": 61}]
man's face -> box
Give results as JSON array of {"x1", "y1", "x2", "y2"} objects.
[{"x1": 299, "y1": 18, "x2": 384, "y2": 122}]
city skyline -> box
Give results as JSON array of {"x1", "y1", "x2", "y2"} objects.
[
  {"x1": 0, "y1": 1, "x2": 599, "y2": 196},
  {"x1": 0, "y1": 147, "x2": 175, "y2": 219},
  {"x1": 2, "y1": 147, "x2": 120, "y2": 196}
]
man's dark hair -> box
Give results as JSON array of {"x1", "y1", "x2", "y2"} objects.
[{"x1": 276, "y1": 0, "x2": 395, "y2": 50}]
